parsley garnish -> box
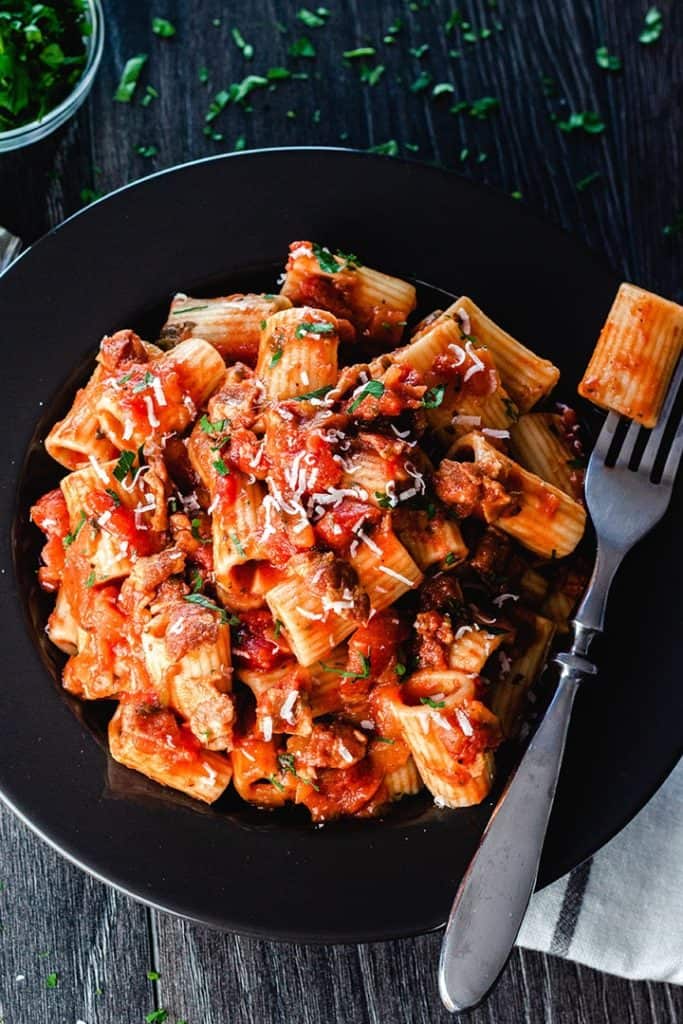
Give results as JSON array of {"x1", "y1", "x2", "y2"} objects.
[
  {"x1": 146, "y1": 969, "x2": 161, "y2": 980},
  {"x1": 231, "y1": 26, "x2": 253, "y2": 59},
  {"x1": 444, "y1": 552, "x2": 457, "y2": 566},
  {"x1": 278, "y1": 752, "x2": 320, "y2": 790},
  {"x1": 343, "y1": 47, "x2": 376, "y2": 59},
  {"x1": 422, "y1": 383, "x2": 445, "y2": 408},
  {"x1": 311, "y1": 242, "x2": 360, "y2": 272},
  {"x1": 190, "y1": 517, "x2": 211, "y2": 544},
  {"x1": 376, "y1": 737, "x2": 395, "y2": 744},
  {"x1": 360, "y1": 64, "x2": 385, "y2": 86},
  {"x1": 190, "y1": 569, "x2": 203, "y2": 593},
  {"x1": 576, "y1": 171, "x2": 602, "y2": 192},
  {"x1": 213, "y1": 457, "x2": 230, "y2": 476},
  {"x1": 132, "y1": 370, "x2": 155, "y2": 393},
  {"x1": 267, "y1": 66, "x2": 291, "y2": 80},
  {"x1": 85, "y1": 570, "x2": 97, "y2": 587},
  {"x1": 566, "y1": 457, "x2": 586, "y2": 469},
  {"x1": 268, "y1": 774, "x2": 286, "y2": 792},
  {"x1": 135, "y1": 144, "x2": 158, "y2": 159},
  {"x1": 183, "y1": 593, "x2": 238, "y2": 625},
  {"x1": 270, "y1": 348, "x2": 283, "y2": 367},
  {"x1": 557, "y1": 111, "x2": 605, "y2": 135},
  {"x1": 320, "y1": 654, "x2": 371, "y2": 680},
  {"x1": 409, "y1": 43, "x2": 430, "y2": 58},
  {"x1": 200, "y1": 414, "x2": 228, "y2": 437},
  {"x1": 432, "y1": 82, "x2": 455, "y2": 98},
  {"x1": 293, "y1": 385, "x2": 334, "y2": 402},
  {"x1": 140, "y1": 84, "x2": 159, "y2": 107},
  {"x1": 410, "y1": 71, "x2": 432, "y2": 93},
  {"x1": 297, "y1": 8, "x2": 329, "y2": 28},
  {"x1": 420, "y1": 697, "x2": 446, "y2": 709},
  {"x1": 375, "y1": 491, "x2": 393, "y2": 509},
  {"x1": 114, "y1": 54, "x2": 148, "y2": 102},
  {"x1": 172, "y1": 304, "x2": 209, "y2": 315},
  {"x1": 348, "y1": 379, "x2": 384, "y2": 412},
  {"x1": 104, "y1": 488, "x2": 121, "y2": 507},
  {"x1": 294, "y1": 320, "x2": 335, "y2": 339},
  {"x1": 368, "y1": 139, "x2": 399, "y2": 157},
  {"x1": 63, "y1": 510, "x2": 86, "y2": 548},
  {"x1": 503, "y1": 397, "x2": 519, "y2": 422},
  {"x1": 113, "y1": 450, "x2": 137, "y2": 483},
  {"x1": 152, "y1": 17, "x2": 175, "y2": 38},
  {"x1": 639, "y1": 7, "x2": 663, "y2": 44},
  {"x1": 395, "y1": 663, "x2": 407, "y2": 677},
  {"x1": 384, "y1": 18, "x2": 403, "y2": 43},
  {"x1": 231, "y1": 531, "x2": 245, "y2": 556},
  {"x1": 145, "y1": 1011, "x2": 168, "y2": 1024},
  {"x1": 274, "y1": 619, "x2": 283, "y2": 638},
  {"x1": 45, "y1": 972, "x2": 58, "y2": 989},
  {"x1": 595, "y1": 45, "x2": 621, "y2": 71},
  {"x1": 289, "y1": 36, "x2": 316, "y2": 58}
]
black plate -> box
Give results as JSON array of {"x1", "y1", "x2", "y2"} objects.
[{"x1": 1, "y1": 148, "x2": 681, "y2": 943}]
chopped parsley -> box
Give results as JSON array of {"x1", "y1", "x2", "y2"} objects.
[
  {"x1": 348, "y1": 379, "x2": 384, "y2": 412},
  {"x1": 311, "y1": 242, "x2": 360, "y2": 272},
  {"x1": 213, "y1": 457, "x2": 230, "y2": 476},
  {"x1": 231, "y1": 26, "x2": 253, "y2": 60},
  {"x1": 85, "y1": 570, "x2": 97, "y2": 588},
  {"x1": 639, "y1": 7, "x2": 663, "y2": 44},
  {"x1": 146, "y1": 969, "x2": 161, "y2": 980},
  {"x1": 469, "y1": 95, "x2": 500, "y2": 119},
  {"x1": 268, "y1": 773, "x2": 286, "y2": 793},
  {"x1": 274, "y1": 618, "x2": 284, "y2": 638},
  {"x1": 576, "y1": 171, "x2": 602, "y2": 192},
  {"x1": 172, "y1": 304, "x2": 209, "y2": 315},
  {"x1": 409, "y1": 43, "x2": 430, "y2": 58},
  {"x1": 190, "y1": 518, "x2": 211, "y2": 545},
  {"x1": 63, "y1": 510, "x2": 86, "y2": 548},
  {"x1": 503, "y1": 397, "x2": 519, "y2": 422},
  {"x1": 444, "y1": 552, "x2": 457, "y2": 566},
  {"x1": 360, "y1": 64, "x2": 385, "y2": 86},
  {"x1": 320, "y1": 654, "x2": 371, "y2": 680},
  {"x1": 113, "y1": 449, "x2": 137, "y2": 483},
  {"x1": 104, "y1": 488, "x2": 121, "y2": 507},
  {"x1": 183, "y1": 593, "x2": 238, "y2": 625},
  {"x1": 595, "y1": 45, "x2": 621, "y2": 71},
  {"x1": 289, "y1": 36, "x2": 316, "y2": 58},
  {"x1": 114, "y1": 54, "x2": 148, "y2": 102},
  {"x1": 368, "y1": 139, "x2": 399, "y2": 156},
  {"x1": 234, "y1": 135, "x2": 246, "y2": 151},
  {"x1": 432, "y1": 82, "x2": 455, "y2": 98},
  {"x1": 422, "y1": 383, "x2": 445, "y2": 408},
  {"x1": 45, "y1": 972, "x2": 58, "y2": 989},
  {"x1": 375, "y1": 736, "x2": 395, "y2": 744},
  {"x1": 135, "y1": 144, "x2": 158, "y2": 158},
  {"x1": 395, "y1": 663, "x2": 407, "y2": 677},
  {"x1": 145, "y1": 1011, "x2": 168, "y2": 1024},
  {"x1": 343, "y1": 47, "x2": 376, "y2": 59},
  {"x1": 132, "y1": 370, "x2": 155, "y2": 393},
  {"x1": 557, "y1": 111, "x2": 605, "y2": 135},
  {"x1": 293, "y1": 385, "x2": 334, "y2": 401},
  {"x1": 231, "y1": 531, "x2": 245, "y2": 556},
  {"x1": 410, "y1": 71, "x2": 432, "y2": 93},
  {"x1": 140, "y1": 84, "x2": 159, "y2": 107},
  {"x1": 278, "y1": 752, "x2": 320, "y2": 790},
  {"x1": 384, "y1": 18, "x2": 403, "y2": 43},
  {"x1": 294, "y1": 320, "x2": 335, "y2": 338},
  {"x1": 198, "y1": 65, "x2": 209, "y2": 84},
  {"x1": 0, "y1": 0, "x2": 91, "y2": 130},
  {"x1": 152, "y1": 17, "x2": 175, "y2": 38},
  {"x1": 270, "y1": 348, "x2": 283, "y2": 367},
  {"x1": 375, "y1": 491, "x2": 393, "y2": 509},
  {"x1": 200, "y1": 414, "x2": 228, "y2": 436},
  {"x1": 420, "y1": 696, "x2": 446, "y2": 709},
  {"x1": 297, "y1": 8, "x2": 329, "y2": 28},
  {"x1": 190, "y1": 569, "x2": 203, "y2": 593}
]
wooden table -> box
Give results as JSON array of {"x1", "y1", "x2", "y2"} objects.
[{"x1": 1, "y1": 2, "x2": 681, "y2": 1021}]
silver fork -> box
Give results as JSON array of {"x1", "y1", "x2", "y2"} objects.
[{"x1": 439, "y1": 358, "x2": 683, "y2": 1013}]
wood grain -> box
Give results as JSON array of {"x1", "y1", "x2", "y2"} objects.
[{"x1": 0, "y1": 1, "x2": 681, "y2": 1022}]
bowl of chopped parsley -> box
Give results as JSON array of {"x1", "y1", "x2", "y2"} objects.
[{"x1": 0, "y1": 0, "x2": 104, "y2": 151}]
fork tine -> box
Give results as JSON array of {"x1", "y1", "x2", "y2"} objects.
[
  {"x1": 640, "y1": 357, "x2": 683, "y2": 474},
  {"x1": 592, "y1": 410, "x2": 620, "y2": 462},
  {"x1": 614, "y1": 419, "x2": 642, "y2": 468},
  {"x1": 662, "y1": 420, "x2": 683, "y2": 485}
]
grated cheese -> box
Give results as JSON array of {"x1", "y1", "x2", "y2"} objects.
[
  {"x1": 280, "y1": 690, "x2": 298, "y2": 725},
  {"x1": 143, "y1": 394, "x2": 160, "y2": 429},
  {"x1": 482, "y1": 428, "x2": 510, "y2": 439},
  {"x1": 296, "y1": 606, "x2": 325, "y2": 622},
  {"x1": 492, "y1": 593, "x2": 519, "y2": 608},
  {"x1": 88, "y1": 454, "x2": 110, "y2": 483},
  {"x1": 122, "y1": 418, "x2": 134, "y2": 440},
  {"x1": 261, "y1": 716, "x2": 273, "y2": 742},
  {"x1": 455, "y1": 707, "x2": 474, "y2": 737},
  {"x1": 463, "y1": 340, "x2": 485, "y2": 383},
  {"x1": 151, "y1": 375, "x2": 167, "y2": 407},
  {"x1": 378, "y1": 564, "x2": 415, "y2": 587}
]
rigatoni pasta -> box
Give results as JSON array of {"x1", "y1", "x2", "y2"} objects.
[{"x1": 35, "y1": 236, "x2": 663, "y2": 821}]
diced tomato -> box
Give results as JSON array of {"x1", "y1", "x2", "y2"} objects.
[
  {"x1": 216, "y1": 471, "x2": 239, "y2": 505},
  {"x1": 314, "y1": 498, "x2": 381, "y2": 552},
  {"x1": 84, "y1": 490, "x2": 156, "y2": 556},
  {"x1": 226, "y1": 428, "x2": 269, "y2": 478},
  {"x1": 31, "y1": 488, "x2": 70, "y2": 591},
  {"x1": 298, "y1": 759, "x2": 383, "y2": 822},
  {"x1": 233, "y1": 610, "x2": 292, "y2": 671}
]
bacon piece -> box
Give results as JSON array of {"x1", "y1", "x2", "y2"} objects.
[
  {"x1": 413, "y1": 610, "x2": 455, "y2": 671},
  {"x1": 207, "y1": 362, "x2": 262, "y2": 430},
  {"x1": 98, "y1": 329, "x2": 149, "y2": 371}
]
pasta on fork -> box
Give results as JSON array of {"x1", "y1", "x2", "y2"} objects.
[{"x1": 34, "y1": 240, "x2": 675, "y2": 820}]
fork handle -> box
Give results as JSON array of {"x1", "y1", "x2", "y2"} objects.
[{"x1": 438, "y1": 649, "x2": 597, "y2": 1013}]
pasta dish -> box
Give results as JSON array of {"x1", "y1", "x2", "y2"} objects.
[{"x1": 31, "y1": 242, "x2": 680, "y2": 821}]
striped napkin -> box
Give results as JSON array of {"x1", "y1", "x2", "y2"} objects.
[{"x1": 517, "y1": 759, "x2": 683, "y2": 983}]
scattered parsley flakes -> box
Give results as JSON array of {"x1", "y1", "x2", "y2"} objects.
[
  {"x1": 274, "y1": 618, "x2": 284, "y2": 638},
  {"x1": 420, "y1": 696, "x2": 446, "y2": 709},
  {"x1": 639, "y1": 7, "x2": 663, "y2": 45},
  {"x1": 320, "y1": 654, "x2": 371, "y2": 679},
  {"x1": 231, "y1": 27, "x2": 253, "y2": 60},
  {"x1": 576, "y1": 171, "x2": 601, "y2": 192},
  {"x1": 80, "y1": 187, "x2": 103, "y2": 205},
  {"x1": 141, "y1": 84, "x2": 159, "y2": 107},
  {"x1": 289, "y1": 36, "x2": 316, "y2": 58},
  {"x1": 268, "y1": 773, "x2": 286, "y2": 793},
  {"x1": 349, "y1": 379, "x2": 384, "y2": 412},
  {"x1": 200, "y1": 415, "x2": 228, "y2": 436},
  {"x1": 190, "y1": 569, "x2": 203, "y2": 593},
  {"x1": 114, "y1": 54, "x2": 148, "y2": 102},
  {"x1": 231, "y1": 531, "x2": 245, "y2": 556},
  {"x1": 662, "y1": 212, "x2": 683, "y2": 238},
  {"x1": 409, "y1": 43, "x2": 430, "y2": 58},
  {"x1": 502, "y1": 397, "x2": 519, "y2": 422},
  {"x1": 384, "y1": 18, "x2": 403, "y2": 43},
  {"x1": 557, "y1": 111, "x2": 605, "y2": 135},
  {"x1": 45, "y1": 972, "x2": 58, "y2": 989},
  {"x1": 375, "y1": 491, "x2": 393, "y2": 509},
  {"x1": 184, "y1": 593, "x2": 237, "y2": 625},
  {"x1": 343, "y1": 46, "x2": 376, "y2": 59},
  {"x1": 270, "y1": 348, "x2": 283, "y2": 367},
  {"x1": 595, "y1": 45, "x2": 621, "y2": 71},
  {"x1": 445, "y1": 10, "x2": 463, "y2": 32},
  {"x1": 510, "y1": 190, "x2": 523, "y2": 200},
  {"x1": 297, "y1": 7, "x2": 329, "y2": 28},
  {"x1": 432, "y1": 82, "x2": 455, "y2": 98},
  {"x1": 152, "y1": 17, "x2": 175, "y2": 38},
  {"x1": 172, "y1": 304, "x2": 209, "y2": 315},
  {"x1": 395, "y1": 663, "x2": 407, "y2": 677},
  {"x1": 146, "y1": 969, "x2": 161, "y2": 981},
  {"x1": 267, "y1": 66, "x2": 291, "y2": 80},
  {"x1": 85, "y1": 570, "x2": 96, "y2": 588},
  {"x1": 294, "y1": 320, "x2": 335, "y2": 338},
  {"x1": 360, "y1": 64, "x2": 385, "y2": 86},
  {"x1": 113, "y1": 449, "x2": 137, "y2": 482},
  {"x1": 469, "y1": 95, "x2": 499, "y2": 119},
  {"x1": 293, "y1": 385, "x2": 334, "y2": 402},
  {"x1": 135, "y1": 144, "x2": 158, "y2": 158},
  {"x1": 311, "y1": 242, "x2": 361, "y2": 272},
  {"x1": 213, "y1": 457, "x2": 230, "y2": 476},
  {"x1": 63, "y1": 510, "x2": 86, "y2": 548},
  {"x1": 234, "y1": 135, "x2": 246, "y2": 151},
  {"x1": 410, "y1": 70, "x2": 432, "y2": 93},
  {"x1": 444, "y1": 552, "x2": 457, "y2": 566},
  {"x1": 278, "y1": 752, "x2": 320, "y2": 790},
  {"x1": 368, "y1": 139, "x2": 399, "y2": 156},
  {"x1": 422, "y1": 383, "x2": 445, "y2": 408},
  {"x1": 198, "y1": 65, "x2": 209, "y2": 84}
]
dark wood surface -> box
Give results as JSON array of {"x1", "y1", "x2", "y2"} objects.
[{"x1": 1, "y1": 2, "x2": 681, "y2": 1022}]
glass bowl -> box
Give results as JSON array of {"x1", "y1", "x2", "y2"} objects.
[{"x1": 0, "y1": 0, "x2": 105, "y2": 153}]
